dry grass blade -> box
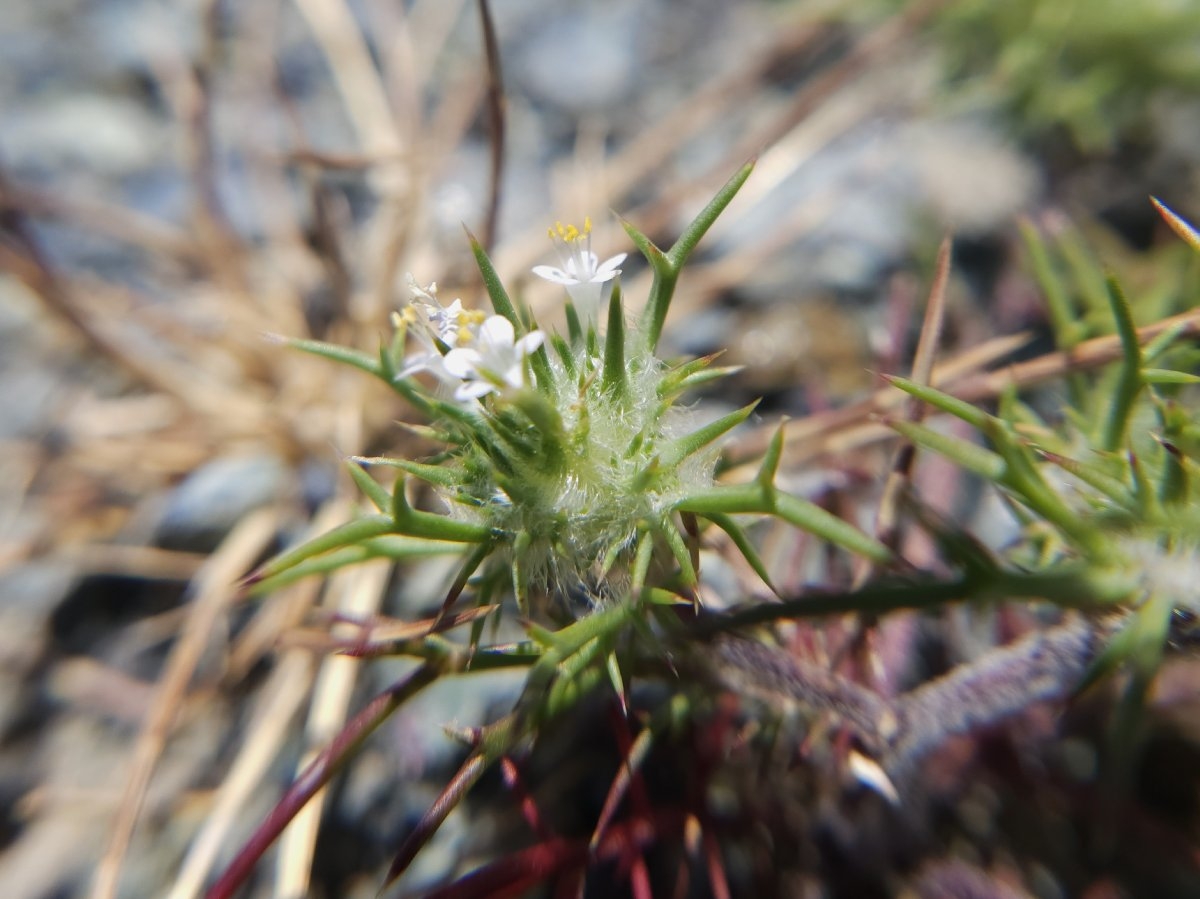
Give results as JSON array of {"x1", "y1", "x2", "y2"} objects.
[
  {"x1": 275, "y1": 559, "x2": 392, "y2": 899},
  {"x1": 206, "y1": 660, "x2": 441, "y2": 899},
  {"x1": 725, "y1": 330, "x2": 1033, "y2": 474},
  {"x1": 873, "y1": 235, "x2": 953, "y2": 552},
  {"x1": 842, "y1": 237, "x2": 952, "y2": 684},
  {"x1": 89, "y1": 507, "x2": 280, "y2": 899},
  {"x1": 731, "y1": 302, "x2": 1200, "y2": 475},
  {"x1": 948, "y1": 305, "x2": 1200, "y2": 404},
  {"x1": 288, "y1": 604, "x2": 499, "y2": 658},
  {"x1": 224, "y1": 500, "x2": 351, "y2": 682},
  {"x1": 0, "y1": 181, "x2": 197, "y2": 260},
  {"x1": 166, "y1": 651, "x2": 315, "y2": 899},
  {"x1": 292, "y1": 0, "x2": 404, "y2": 160},
  {"x1": 613, "y1": 0, "x2": 949, "y2": 244},
  {"x1": 0, "y1": 172, "x2": 197, "y2": 404}
]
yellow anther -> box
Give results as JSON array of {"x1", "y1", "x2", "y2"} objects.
[
  {"x1": 551, "y1": 220, "x2": 584, "y2": 243},
  {"x1": 583, "y1": 216, "x2": 592, "y2": 234},
  {"x1": 401, "y1": 306, "x2": 421, "y2": 324},
  {"x1": 390, "y1": 311, "x2": 405, "y2": 329},
  {"x1": 460, "y1": 309, "x2": 487, "y2": 327}
]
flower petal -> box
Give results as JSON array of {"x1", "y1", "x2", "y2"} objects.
[
  {"x1": 516, "y1": 331, "x2": 546, "y2": 355},
  {"x1": 454, "y1": 380, "x2": 495, "y2": 401},
  {"x1": 532, "y1": 264, "x2": 576, "y2": 286},
  {"x1": 443, "y1": 347, "x2": 482, "y2": 379},
  {"x1": 594, "y1": 253, "x2": 626, "y2": 280},
  {"x1": 478, "y1": 315, "x2": 515, "y2": 347}
]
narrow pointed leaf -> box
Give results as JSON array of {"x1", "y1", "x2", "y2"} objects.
[
  {"x1": 284, "y1": 336, "x2": 382, "y2": 379},
  {"x1": 345, "y1": 458, "x2": 392, "y2": 512},
  {"x1": 886, "y1": 375, "x2": 990, "y2": 429},
  {"x1": 757, "y1": 422, "x2": 787, "y2": 489},
  {"x1": 602, "y1": 279, "x2": 627, "y2": 397},
  {"x1": 1152, "y1": 197, "x2": 1200, "y2": 252},
  {"x1": 1142, "y1": 368, "x2": 1200, "y2": 385},
  {"x1": 619, "y1": 215, "x2": 666, "y2": 267},
  {"x1": 1101, "y1": 274, "x2": 1144, "y2": 452},
  {"x1": 245, "y1": 515, "x2": 395, "y2": 585},
  {"x1": 392, "y1": 477, "x2": 495, "y2": 542},
  {"x1": 704, "y1": 512, "x2": 778, "y2": 595},
  {"x1": 890, "y1": 420, "x2": 1005, "y2": 481},
  {"x1": 773, "y1": 493, "x2": 893, "y2": 563},
  {"x1": 465, "y1": 226, "x2": 520, "y2": 327},
  {"x1": 660, "y1": 400, "x2": 759, "y2": 468},
  {"x1": 1018, "y1": 218, "x2": 1082, "y2": 347},
  {"x1": 248, "y1": 538, "x2": 465, "y2": 595}
]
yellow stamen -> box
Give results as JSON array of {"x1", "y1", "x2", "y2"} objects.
[{"x1": 551, "y1": 220, "x2": 585, "y2": 243}]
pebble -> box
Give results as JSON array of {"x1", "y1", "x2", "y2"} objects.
[{"x1": 153, "y1": 453, "x2": 292, "y2": 552}]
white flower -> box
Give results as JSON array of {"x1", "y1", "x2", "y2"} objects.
[
  {"x1": 396, "y1": 276, "x2": 485, "y2": 384},
  {"x1": 532, "y1": 218, "x2": 626, "y2": 321},
  {"x1": 443, "y1": 315, "x2": 545, "y2": 401}
]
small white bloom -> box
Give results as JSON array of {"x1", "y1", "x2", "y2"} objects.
[
  {"x1": 532, "y1": 218, "x2": 626, "y2": 321},
  {"x1": 443, "y1": 315, "x2": 545, "y2": 401},
  {"x1": 397, "y1": 276, "x2": 485, "y2": 384}
]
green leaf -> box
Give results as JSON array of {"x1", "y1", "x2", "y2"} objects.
[
  {"x1": 886, "y1": 376, "x2": 990, "y2": 429},
  {"x1": 772, "y1": 493, "x2": 893, "y2": 564},
  {"x1": 565, "y1": 300, "x2": 584, "y2": 346},
  {"x1": 248, "y1": 538, "x2": 465, "y2": 595},
  {"x1": 675, "y1": 484, "x2": 891, "y2": 564},
  {"x1": 1142, "y1": 368, "x2": 1200, "y2": 385},
  {"x1": 889, "y1": 420, "x2": 1006, "y2": 481},
  {"x1": 367, "y1": 458, "x2": 462, "y2": 490},
  {"x1": 756, "y1": 422, "x2": 786, "y2": 490},
  {"x1": 602, "y1": 279, "x2": 627, "y2": 398},
  {"x1": 391, "y1": 477, "x2": 495, "y2": 543},
  {"x1": 247, "y1": 515, "x2": 396, "y2": 585},
  {"x1": 550, "y1": 334, "x2": 577, "y2": 379},
  {"x1": 284, "y1": 336, "x2": 382, "y2": 379},
  {"x1": 465, "y1": 227, "x2": 520, "y2": 327},
  {"x1": 1037, "y1": 450, "x2": 1134, "y2": 509},
  {"x1": 638, "y1": 159, "x2": 755, "y2": 351},
  {"x1": 1019, "y1": 218, "x2": 1083, "y2": 348},
  {"x1": 659, "y1": 519, "x2": 697, "y2": 590},
  {"x1": 346, "y1": 458, "x2": 393, "y2": 513},
  {"x1": 658, "y1": 400, "x2": 759, "y2": 468},
  {"x1": 1100, "y1": 275, "x2": 1144, "y2": 452},
  {"x1": 704, "y1": 512, "x2": 777, "y2": 595}
]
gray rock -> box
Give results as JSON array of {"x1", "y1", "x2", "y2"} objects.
[
  {"x1": 1, "y1": 94, "x2": 164, "y2": 177},
  {"x1": 154, "y1": 453, "x2": 292, "y2": 551}
]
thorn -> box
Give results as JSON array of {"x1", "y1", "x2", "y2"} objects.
[{"x1": 847, "y1": 750, "x2": 900, "y2": 804}]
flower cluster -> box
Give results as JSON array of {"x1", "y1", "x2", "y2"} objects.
[{"x1": 397, "y1": 276, "x2": 543, "y2": 402}]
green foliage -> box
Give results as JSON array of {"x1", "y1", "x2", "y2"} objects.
[{"x1": 892, "y1": 0, "x2": 1200, "y2": 150}]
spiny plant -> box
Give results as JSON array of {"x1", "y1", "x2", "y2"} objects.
[
  {"x1": 208, "y1": 173, "x2": 1200, "y2": 897},
  {"x1": 209, "y1": 162, "x2": 898, "y2": 898}
]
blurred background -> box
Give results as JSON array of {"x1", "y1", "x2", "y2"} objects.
[{"x1": 2, "y1": 0, "x2": 1200, "y2": 896}]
